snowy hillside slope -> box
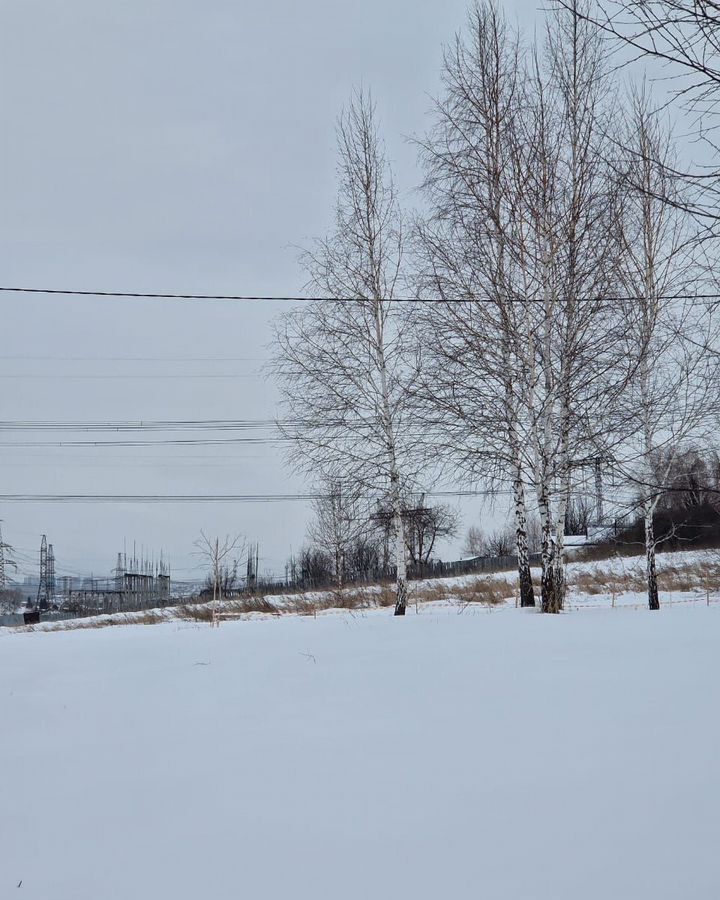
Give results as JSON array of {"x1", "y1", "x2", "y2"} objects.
[{"x1": 1, "y1": 586, "x2": 719, "y2": 899}]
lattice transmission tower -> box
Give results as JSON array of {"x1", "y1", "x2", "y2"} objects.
[
  {"x1": 0, "y1": 523, "x2": 6, "y2": 590},
  {"x1": 47, "y1": 544, "x2": 56, "y2": 601},
  {"x1": 37, "y1": 535, "x2": 49, "y2": 610},
  {"x1": 0, "y1": 522, "x2": 18, "y2": 590}
]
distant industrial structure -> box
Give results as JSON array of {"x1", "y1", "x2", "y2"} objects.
[
  {"x1": 64, "y1": 549, "x2": 171, "y2": 616},
  {"x1": 20, "y1": 538, "x2": 172, "y2": 620}
]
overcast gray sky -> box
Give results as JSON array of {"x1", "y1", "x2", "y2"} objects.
[{"x1": 0, "y1": 0, "x2": 541, "y2": 583}]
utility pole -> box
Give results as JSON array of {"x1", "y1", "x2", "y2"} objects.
[
  {"x1": 37, "y1": 535, "x2": 49, "y2": 610},
  {"x1": 246, "y1": 543, "x2": 259, "y2": 592},
  {"x1": 595, "y1": 457, "x2": 605, "y2": 526},
  {"x1": 0, "y1": 522, "x2": 6, "y2": 590},
  {"x1": 0, "y1": 522, "x2": 17, "y2": 591},
  {"x1": 47, "y1": 544, "x2": 56, "y2": 601}
]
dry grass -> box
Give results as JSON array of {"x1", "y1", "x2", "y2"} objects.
[
  {"x1": 177, "y1": 596, "x2": 280, "y2": 622},
  {"x1": 175, "y1": 577, "x2": 512, "y2": 623},
  {"x1": 568, "y1": 559, "x2": 720, "y2": 598},
  {"x1": 176, "y1": 604, "x2": 220, "y2": 623},
  {"x1": 282, "y1": 587, "x2": 392, "y2": 616},
  {"x1": 570, "y1": 570, "x2": 630, "y2": 596},
  {"x1": 572, "y1": 544, "x2": 643, "y2": 564},
  {"x1": 450, "y1": 578, "x2": 514, "y2": 606},
  {"x1": 409, "y1": 577, "x2": 512, "y2": 608},
  {"x1": 658, "y1": 562, "x2": 720, "y2": 593},
  {"x1": 369, "y1": 586, "x2": 398, "y2": 608}
]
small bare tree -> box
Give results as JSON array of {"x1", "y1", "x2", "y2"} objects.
[
  {"x1": 195, "y1": 532, "x2": 246, "y2": 627},
  {"x1": 298, "y1": 546, "x2": 334, "y2": 588},
  {"x1": 462, "y1": 525, "x2": 486, "y2": 558},
  {"x1": 462, "y1": 522, "x2": 518, "y2": 557},
  {"x1": 0, "y1": 587, "x2": 22, "y2": 615},
  {"x1": 403, "y1": 500, "x2": 459, "y2": 575},
  {"x1": 484, "y1": 525, "x2": 518, "y2": 557},
  {"x1": 307, "y1": 480, "x2": 366, "y2": 588},
  {"x1": 564, "y1": 496, "x2": 593, "y2": 536},
  {"x1": 373, "y1": 495, "x2": 459, "y2": 576}
]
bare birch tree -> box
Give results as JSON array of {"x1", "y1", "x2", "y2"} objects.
[
  {"x1": 417, "y1": 0, "x2": 630, "y2": 612},
  {"x1": 271, "y1": 89, "x2": 416, "y2": 615},
  {"x1": 500, "y1": 0, "x2": 638, "y2": 612},
  {"x1": 415, "y1": 0, "x2": 539, "y2": 607},
  {"x1": 612, "y1": 89, "x2": 713, "y2": 608},
  {"x1": 531, "y1": 0, "x2": 627, "y2": 610}
]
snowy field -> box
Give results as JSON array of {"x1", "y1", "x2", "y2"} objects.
[{"x1": 1, "y1": 595, "x2": 719, "y2": 899}]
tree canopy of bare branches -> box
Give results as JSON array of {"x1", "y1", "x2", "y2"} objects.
[
  {"x1": 416, "y1": 0, "x2": 634, "y2": 612},
  {"x1": 270, "y1": 89, "x2": 418, "y2": 615},
  {"x1": 195, "y1": 532, "x2": 246, "y2": 627}
]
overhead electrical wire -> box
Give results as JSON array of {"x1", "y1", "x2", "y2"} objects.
[
  {"x1": 0, "y1": 438, "x2": 288, "y2": 448},
  {"x1": 0, "y1": 490, "x2": 511, "y2": 503},
  {"x1": 0, "y1": 419, "x2": 294, "y2": 430},
  {"x1": 0, "y1": 355, "x2": 266, "y2": 362},
  {"x1": 1, "y1": 289, "x2": 717, "y2": 520},
  {"x1": 0, "y1": 418, "x2": 433, "y2": 433},
  {"x1": 1, "y1": 284, "x2": 720, "y2": 304},
  {"x1": 0, "y1": 373, "x2": 262, "y2": 380}
]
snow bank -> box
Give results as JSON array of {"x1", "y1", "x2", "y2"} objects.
[{"x1": 1, "y1": 601, "x2": 718, "y2": 899}]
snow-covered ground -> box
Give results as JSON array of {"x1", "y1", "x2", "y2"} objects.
[{"x1": 1, "y1": 590, "x2": 719, "y2": 899}]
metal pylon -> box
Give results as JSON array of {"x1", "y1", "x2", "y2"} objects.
[{"x1": 37, "y1": 535, "x2": 49, "y2": 610}]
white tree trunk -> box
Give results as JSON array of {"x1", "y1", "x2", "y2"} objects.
[
  {"x1": 537, "y1": 483, "x2": 560, "y2": 613},
  {"x1": 372, "y1": 298, "x2": 409, "y2": 617},
  {"x1": 552, "y1": 435, "x2": 571, "y2": 612},
  {"x1": 644, "y1": 497, "x2": 660, "y2": 611},
  {"x1": 511, "y1": 446, "x2": 535, "y2": 607},
  {"x1": 393, "y1": 507, "x2": 408, "y2": 616}
]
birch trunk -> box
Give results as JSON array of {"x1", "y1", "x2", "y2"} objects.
[
  {"x1": 644, "y1": 498, "x2": 660, "y2": 611},
  {"x1": 393, "y1": 507, "x2": 408, "y2": 616},
  {"x1": 639, "y1": 272, "x2": 658, "y2": 611},
  {"x1": 538, "y1": 483, "x2": 561, "y2": 613},
  {"x1": 373, "y1": 301, "x2": 409, "y2": 617},
  {"x1": 552, "y1": 424, "x2": 571, "y2": 611},
  {"x1": 553, "y1": 511, "x2": 567, "y2": 612},
  {"x1": 511, "y1": 448, "x2": 535, "y2": 607}
]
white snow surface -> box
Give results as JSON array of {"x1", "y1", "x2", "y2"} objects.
[{"x1": 1, "y1": 588, "x2": 719, "y2": 899}]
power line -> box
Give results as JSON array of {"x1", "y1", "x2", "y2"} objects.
[
  {"x1": 0, "y1": 438, "x2": 287, "y2": 448},
  {"x1": 0, "y1": 356, "x2": 266, "y2": 362},
  {"x1": 0, "y1": 373, "x2": 262, "y2": 380},
  {"x1": 0, "y1": 418, "x2": 450, "y2": 444},
  {"x1": 1, "y1": 285, "x2": 720, "y2": 303},
  {"x1": 0, "y1": 490, "x2": 508, "y2": 503},
  {"x1": 0, "y1": 457, "x2": 270, "y2": 467},
  {"x1": 11, "y1": 416, "x2": 720, "y2": 433},
  {"x1": 0, "y1": 419, "x2": 289, "y2": 430}
]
